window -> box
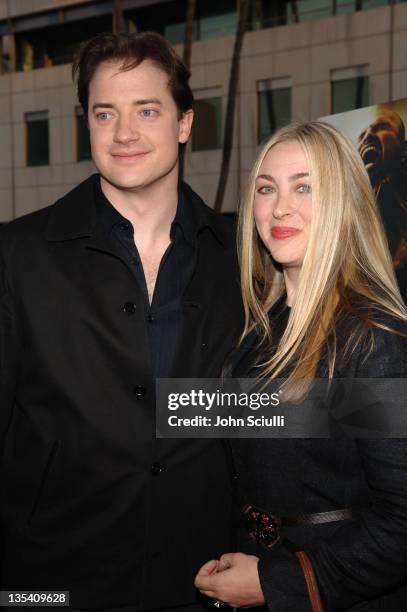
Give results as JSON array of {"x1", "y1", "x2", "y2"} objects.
[
  {"x1": 15, "y1": 13, "x2": 112, "y2": 71},
  {"x1": 258, "y1": 79, "x2": 292, "y2": 144},
  {"x1": 192, "y1": 91, "x2": 222, "y2": 152},
  {"x1": 125, "y1": 0, "x2": 237, "y2": 45},
  {"x1": 331, "y1": 66, "x2": 369, "y2": 114},
  {"x1": 198, "y1": 0, "x2": 237, "y2": 40},
  {"x1": 287, "y1": 0, "x2": 332, "y2": 23},
  {"x1": 76, "y1": 107, "x2": 91, "y2": 162},
  {"x1": 286, "y1": 0, "x2": 389, "y2": 23},
  {"x1": 25, "y1": 111, "x2": 49, "y2": 166},
  {"x1": 362, "y1": 0, "x2": 388, "y2": 8}
]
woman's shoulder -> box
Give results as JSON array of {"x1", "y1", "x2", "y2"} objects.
[{"x1": 335, "y1": 307, "x2": 407, "y2": 377}]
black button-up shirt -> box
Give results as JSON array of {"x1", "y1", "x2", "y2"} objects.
[{"x1": 94, "y1": 176, "x2": 195, "y2": 378}]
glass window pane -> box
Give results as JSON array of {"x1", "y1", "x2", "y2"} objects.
[
  {"x1": 331, "y1": 77, "x2": 369, "y2": 114},
  {"x1": 192, "y1": 97, "x2": 222, "y2": 151},
  {"x1": 26, "y1": 111, "x2": 49, "y2": 166},
  {"x1": 287, "y1": 0, "x2": 332, "y2": 23},
  {"x1": 336, "y1": 0, "x2": 356, "y2": 14},
  {"x1": 258, "y1": 88, "x2": 292, "y2": 144},
  {"x1": 164, "y1": 22, "x2": 186, "y2": 45},
  {"x1": 76, "y1": 109, "x2": 91, "y2": 162},
  {"x1": 362, "y1": 0, "x2": 388, "y2": 9},
  {"x1": 199, "y1": 12, "x2": 238, "y2": 39}
]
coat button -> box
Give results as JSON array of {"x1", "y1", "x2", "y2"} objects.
[
  {"x1": 123, "y1": 302, "x2": 136, "y2": 315},
  {"x1": 151, "y1": 463, "x2": 165, "y2": 476},
  {"x1": 134, "y1": 385, "x2": 147, "y2": 399}
]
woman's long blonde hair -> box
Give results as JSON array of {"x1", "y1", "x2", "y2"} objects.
[{"x1": 238, "y1": 121, "x2": 406, "y2": 383}]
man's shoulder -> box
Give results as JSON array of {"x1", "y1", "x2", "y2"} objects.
[
  {"x1": 0, "y1": 175, "x2": 96, "y2": 251},
  {"x1": 0, "y1": 203, "x2": 52, "y2": 252},
  {"x1": 181, "y1": 182, "x2": 237, "y2": 246}
]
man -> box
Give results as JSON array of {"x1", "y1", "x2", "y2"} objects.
[
  {"x1": 357, "y1": 108, "x2": 407, "y2": 300},
  {"x1": 0, "y1": 32, "x2": 243, "y2": 611},
  {"x1": 358, "y1": 108, "x2": 407, "y2": 259}
]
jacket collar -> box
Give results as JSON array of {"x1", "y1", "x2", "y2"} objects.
[
  {"x1": 45, "y1": 174, "x2": 228, "y2": 247},
  {"x1": 45, "y1": 174, "x2": 97, "y2": 242},
  {"x1": 179, "y1": 182, "x2": 228, "y2": 247}
]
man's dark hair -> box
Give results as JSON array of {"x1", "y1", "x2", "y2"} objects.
[{"x1": 72, "y1": 31, "x2": 193, "y2": 119}]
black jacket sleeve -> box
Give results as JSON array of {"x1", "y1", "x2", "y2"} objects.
[
  {"x1": 0, "y1": 236, "x2": 21, "y2": 445},
  {"x1": 257, "y1": 325, "x2": 407, "y2": 611}
]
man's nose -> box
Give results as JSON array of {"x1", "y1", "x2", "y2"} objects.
[
  {"x1": 114, "y1": 116, "x2": 140, "y2": 144},
  {"x1": 364, "y1": 126, "x2": 376, "y2": 138}
]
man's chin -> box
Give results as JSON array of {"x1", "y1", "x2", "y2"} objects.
[
  {"x1": 97, "y1": 160, "x2": 179, "y2": 192},
  {"x1": 100, "y1": 171, "x2": 150, "y2": 192}
]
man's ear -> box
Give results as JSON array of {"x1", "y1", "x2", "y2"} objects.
[{"x1": 179, "y1": 109, "x2": 194, "y2": 144}]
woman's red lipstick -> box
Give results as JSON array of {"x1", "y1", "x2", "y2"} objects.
[{"x1": 271, "y1": 226, "x2": 300, "y2": 239}]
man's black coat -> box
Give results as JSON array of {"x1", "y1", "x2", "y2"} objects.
[{"x1": 0, "y1": 176, "x2": 244, "y2": 610}]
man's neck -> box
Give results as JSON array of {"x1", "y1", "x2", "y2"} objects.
[{"x1": 100, "y1": 173, "x2": 179, "y2": 241}]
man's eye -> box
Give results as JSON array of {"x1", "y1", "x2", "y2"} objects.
[
  {"x1": 96, "y1": 112, "x2": 112, "y2": 121},
  {"x1": 141, "y1": 109, "x2": 157, "y2": 118},
  {"x1": 297, "y1": 184, "x2": 312, "y2": 194},
  {"x1": 257, "y1": 185, "x2": 275, "y2": 194}
]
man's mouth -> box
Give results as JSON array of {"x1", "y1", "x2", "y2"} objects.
[
  {"x1": 111, "y1": 151, "x2": 149, "y2": 160},
  {"x1": 360, "y1": 144, "x2": 380, "y2": 166}
]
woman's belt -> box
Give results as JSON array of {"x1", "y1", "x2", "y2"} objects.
[
  {"x1": 284, "y1": 508, "x2": 354, "y2": 526},
  {"x1": 242, "y1": 503, "x2": 354, "y2": 549}
]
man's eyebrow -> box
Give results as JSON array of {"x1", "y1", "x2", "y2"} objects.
[
  {"x1": 91, "y1": 103, "x2": 115, "y2": 112},
  {"x1": 256, "y1": 172, "x2": 309, "y2": 182},
  {"x1": 91, "y1": 99, "x2": 163, "y2": 112},
  {"x1": 134, "y1": 98, "x2": 162, "y2": 106}
]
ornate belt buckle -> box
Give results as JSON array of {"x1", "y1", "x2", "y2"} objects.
[{"x1": 242, "y1": 503, "x2": 282, "y2": 549}]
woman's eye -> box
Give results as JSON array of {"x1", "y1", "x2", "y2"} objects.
[
  {"x1": 297, "y1": 184, "x2": 312, "y2": 194},
  {"x1": 257, "y1": 185, "x2": 275, "y2": 194}
]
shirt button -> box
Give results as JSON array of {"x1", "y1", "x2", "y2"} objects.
[
  {"x1": 151, "y1": 463, "x2": 165, "y2": 476},
  {"x1": 134, "y1": 385, "x2": 147, "y2": 399},
  {"x1": 123, "y1": 302, "x2": 136, "y2": 315}
]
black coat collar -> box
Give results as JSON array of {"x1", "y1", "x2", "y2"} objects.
[{"x1": 45, "y1": 174, "x2": 228, "y2": 247}]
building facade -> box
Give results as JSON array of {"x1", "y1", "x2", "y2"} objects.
[{"x1": 0, "y1": 0, "x2": 406, "y2": 219}]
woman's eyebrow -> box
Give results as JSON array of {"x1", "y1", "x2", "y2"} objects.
[
  {"x1": 256, "y1": 172, "x2": 309, "y2": 181},
  {"x1": 289, "y1": 172, "x2": 309, "y2": 181}
]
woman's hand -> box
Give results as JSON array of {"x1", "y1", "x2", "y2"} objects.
[{"x1": 195, "y1": 552, "x2": 265, "y2": 608}]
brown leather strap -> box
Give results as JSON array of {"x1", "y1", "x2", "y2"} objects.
[{"x1": 295, "y1": 551, "x2": 324, "y2": 612}]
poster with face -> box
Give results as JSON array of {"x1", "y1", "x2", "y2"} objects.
[{"x1": 322, "y1": 99, "x2": 407, "y2": 301}]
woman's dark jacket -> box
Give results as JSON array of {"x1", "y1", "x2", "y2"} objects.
[{"x1": 230, "y1": 302, "x2": 407, "y2": 611}]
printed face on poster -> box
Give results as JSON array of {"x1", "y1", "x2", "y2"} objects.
[{"x1": 322, "y1": 99, "x2": 407, "y2": 301}]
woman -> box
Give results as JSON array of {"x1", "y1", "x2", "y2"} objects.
[{"x1": 195, "y1": 121, "x2": 407, "y2": 611}]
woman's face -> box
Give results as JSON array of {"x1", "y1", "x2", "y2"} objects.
[{"x1": 254, "y1": 140, "x2": 312, "y2": 270}]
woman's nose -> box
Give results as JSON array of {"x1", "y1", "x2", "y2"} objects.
[{"x1": 273, "y1": 193, "x2": 293, "y2": 218}]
